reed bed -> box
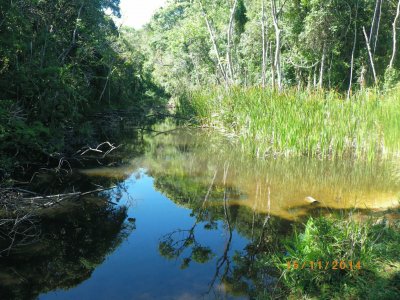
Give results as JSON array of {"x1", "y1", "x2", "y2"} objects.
[{"x1": 178, "y1": 86, "x2": 400, "y2": 161}]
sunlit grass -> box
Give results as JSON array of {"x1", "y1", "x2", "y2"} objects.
[
  {"x1": 178, "y1": 86, "x2": 400, "y2": 161},
  {"x1": 267, "y1": 214, "x2": 400, "y2": 299}
]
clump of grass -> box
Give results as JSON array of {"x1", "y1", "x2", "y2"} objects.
[
  {"x1": 179, "y1": 86, "x2": 400, "y2": 161},
  {"x1": 270, "y1": 216, "x2": 400, "y2": 299}
]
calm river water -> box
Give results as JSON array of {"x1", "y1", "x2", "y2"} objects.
[{"x1": 1, "y1": 124, "x2": 399, "y2": 299}]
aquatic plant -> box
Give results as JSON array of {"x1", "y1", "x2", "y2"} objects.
[{"x1": 178, "y1": 86, "x2": 400, "y2": 161}]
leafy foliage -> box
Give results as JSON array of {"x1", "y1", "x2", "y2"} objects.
[
  {"x1": 0, "y1": 0, "x2": 163, "y2": 176},
  {"x1": 144, "y1": 0, "x2": 400, "y2": 91},
  {"x1": 269, "y1": 216, "x2": 400, "y2": 299}
]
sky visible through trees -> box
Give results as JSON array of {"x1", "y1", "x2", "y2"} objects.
[{"x1": 117, "y1": 0, "x2": 166, "y2": 28}]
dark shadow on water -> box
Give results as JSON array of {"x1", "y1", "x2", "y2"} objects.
[
  {"x1": 1, "y1": 124, "x2": 399, "y2": 299},
  {"x1": 0, "y1": 196, "x2": 134, "y2": 300}
]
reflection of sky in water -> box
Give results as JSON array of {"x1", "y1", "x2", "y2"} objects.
[
  {"x1": 38, "y1": 127, "x2": 400, "y2": 299},
  {"x1": 40, "y1": 171, "x2": 248, "y2": 300}
]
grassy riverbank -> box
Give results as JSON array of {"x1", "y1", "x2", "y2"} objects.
[
  {"x1": 178, "y1": 87, "x2": 400, "y2": 161},
  {"x1": 266, "y1": 214, "x2": 400, "y2": 299}
]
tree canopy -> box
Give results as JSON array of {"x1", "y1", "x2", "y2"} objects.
[{"x1": 144, "y1": 0, "x2": 400, "y2": 92}]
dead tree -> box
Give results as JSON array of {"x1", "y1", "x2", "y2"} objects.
[{"x1": 58, "y1": 2, "x2": 84, "y2": 62}]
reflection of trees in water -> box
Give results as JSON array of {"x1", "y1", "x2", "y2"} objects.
[
  {"x1": 145, "y1": 128, "x2": 400, "y2": 219},
  {"x1": 155, "y1": 164, "x2": 291, "y2": 298},
  {"x1": 158, "y1": 170, "x2": 220, "y2": 269},
  {"x1": 0, "y1": 195, "x2": 134, "y2": 300},
  {"x1": 0, "y1": 123, "x2": 143, "y2": 299},
  {"x1": 224, "y1": 212, "x2": 290, "y2": 299}
]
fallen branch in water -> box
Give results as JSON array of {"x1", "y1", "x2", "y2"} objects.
[
  {"x1": 77, "y1": 142, "x2": 122, "y2": 158},
  {"x1": 0, "y1": 210, "x2": 40, "y2": 257},
  {"x1": 0, "y1": 185, "x2": 117, "y2": 256},
  {"x1": 0, "y1": 186, "x2": 116, "y2": 210},
  {"x1": 43, "y1": 141, "x2": 123, "y2": 175}
]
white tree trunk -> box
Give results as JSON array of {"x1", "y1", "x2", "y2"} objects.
[
  {"x1": 348, "y1": 3, "x2": 358, "y2": 99},
  {"x1": 369, "y1": 0, "x2": 383, "y2": 54},
  {"x1": 72, "y1": 3, "x2": 84, "y2": 45},
  {"x1": 226, "y1": 0, "x2": 238, "y2": 84},
  {"x1": 270, "y1": 0, "x2": 282, "y2": 91},
  {"x1": 373, "y1": 0, "x2": 383, "y2": 53},
  {"x1": 270, "y1": 43, "x2": 276, "y2": 88},
  {"x1": 199, "y1": 1, "x2": 228, "y2": 85},
  {"x1": 313, "y1": 66, "x2": 317, "y2": 88},
  {"x1": 261, "y1": 0, "x2": 267, "y2": 88},
  {"x1": 363, "y1": 26, "x2": 378, "y2": 84},
  {"x1": 319, "y1": 43, "x2": 326, "y2": 88},
  {"x1": 389, "y1": 0, "x2": 400, "y2": 69}
]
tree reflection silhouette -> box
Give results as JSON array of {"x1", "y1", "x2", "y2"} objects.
[
  {"x1": 0, "y1": 193, "x2": 134, "y2": 300},
  {"x1": 155, "y1": 162, "x2": 290, "y2": 298}
]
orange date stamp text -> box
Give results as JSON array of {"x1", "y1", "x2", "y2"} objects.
[{"x1": 286, "y1": 260, "x2": 361, "y2": 270}]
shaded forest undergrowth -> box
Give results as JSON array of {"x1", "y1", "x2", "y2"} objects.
[{"x1": 0, "y1": 1, "x2": 168, "y2": 182}]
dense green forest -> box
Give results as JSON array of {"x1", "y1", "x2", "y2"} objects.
[
  {"x1": 140, "y1": 0, "x2": 400, "y2": 161},
  {"x1": 1, "y1": 1, "x2": 399, "y2": 299},
  {"x1": 145, "y1": 0, "x2": 400, "y2": 91},
  {"x1": 1, "y1": 0, "x2": 400, "y2": 179},
  {"x1": 0, "y1": 0, "x2": 162, "y2": 179}
]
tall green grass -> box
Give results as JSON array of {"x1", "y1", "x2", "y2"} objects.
[
  {"x1": 178, "y1": 86, "x2": 400, "y2": 161},
  {"x1": 268, "y1": 215, "x2": 400, "y2": 299}
]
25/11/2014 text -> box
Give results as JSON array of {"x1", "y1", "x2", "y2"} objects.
[{"x1": 286, "y1": 260, "x2": 362, "y2": 270}]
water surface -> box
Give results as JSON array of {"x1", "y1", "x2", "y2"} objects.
[{"x1": 1, "y1": 125, "x2": 399, "y2": 299}]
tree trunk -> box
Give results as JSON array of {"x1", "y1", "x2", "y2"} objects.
[
  {"x1": 389, "y1": 0, "x2": 400, "y2": 69},
  {"x1": 348, "y1": 2, "x2": 358, "y2": 99},
  {"x1": 261, "y1": 0, "x2": 267, "y2": 88},
  {"x1": 373, "y1": 0, "x2": 383, "y2": 53},
  {"x1": 58, "y1": 2, "x2": 84, "y2": 62},
  {"x1": 319, "y1": 42, "x2": 326, "y2": 89},
  {"x1": 270, "y1": 0, "x2": 282, "y2": 91},
  {"x1": 99, "y1": 66, "x2": 115, "y2": 103},
  {"x1": 226, "y1": 0, "x2": 238, "y2": 84},
  {"x1": 307, "y1": 71, "x2": 312, "y2": 91},
  {"x1": 328, "y1": 52, "x2": 333, "y2": 89},
  {"x1": 369, "y1": 0, "x2": 383, "y2": 54},
  {"x1": 72, "y1": 3, "x2": 84, "y2": 45},
  {"x1": 363, "y1": 26, "x2": 378, "y2": 84},
  {"x1": 313, "y1": 65, "x2": 317, "y2": 88},
  {"x1": 296, "y1": 69, "x2": 301, "y2": 91},
  {"x1": 359, "y1": 64, "x2": 367, "y2": 88},
  {"x1": 199, "y1": 1, "x2": 228, "y2": 85},
  {"x1": 270, "y1": 43, "x2": 276, "y2": 89}
]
